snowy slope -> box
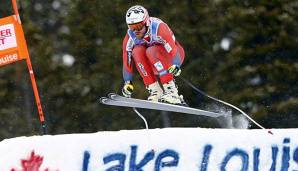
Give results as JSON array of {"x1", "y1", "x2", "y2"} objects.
[{"x1": 0, "y1": 128, "x2": 298, "y2": 170}]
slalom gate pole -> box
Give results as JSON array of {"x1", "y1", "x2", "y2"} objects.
[
  {"x1": 26, "y1": 57, "x2": 47, "y2": 134},
  {"x1": 11, "y1": 0, "x2": 21, "y2": 23},
  {"x1": 11, "y1": 0, "x2": 47, "y2": 134},
  {"x1": 178, "y1": 77, "x2": 268, "y2": 130}
]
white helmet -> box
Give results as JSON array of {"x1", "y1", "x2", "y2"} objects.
[{"x1": 126, "y1": 5, "x2": 149, "y2": 29}]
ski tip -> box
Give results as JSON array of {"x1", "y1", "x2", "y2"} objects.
[
  {"x1": 98, "y1": 97, "x2": 108, "y2": 104},
  {"x1": 108, "y1": 93, "x2": 118, "y2": 99}
]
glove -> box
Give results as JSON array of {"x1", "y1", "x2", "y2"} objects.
[
  {"x1": 122, "y1": 81, "x2": 134, "y2": 97},
  {"x1": 168, "y1": 65, "x2": 181, "y2": 77}
]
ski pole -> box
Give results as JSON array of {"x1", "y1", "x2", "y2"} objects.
[
  {"x1": 133, "y1": 107, "x2": 149, "y2": 130},
  {"x1": 132, "y1": 107, "x2": 154, "y2": 152},
  {"x1": 178, "y1": 77, "x2": 271, "y2": 133}
]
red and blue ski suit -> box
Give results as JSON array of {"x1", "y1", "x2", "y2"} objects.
[{"x1": 122, "y1": 17, "x2": 185, "y2": 86}]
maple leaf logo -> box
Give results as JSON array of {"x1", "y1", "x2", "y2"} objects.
[{"x1": 10, "y1": 151, "x2": 57, "y2": 171}]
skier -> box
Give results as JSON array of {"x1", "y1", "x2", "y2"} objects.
[{"x1": 121, "y1": 5, "x2": 185, "y2": 105}]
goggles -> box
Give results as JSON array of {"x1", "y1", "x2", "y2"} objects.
[{"x1": 128, "y1": 21, "x2": 146, "y2": 31}]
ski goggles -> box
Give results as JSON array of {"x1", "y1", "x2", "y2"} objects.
[{"x1": 128, "y1": 21, "x2": 145, "y2": 31}]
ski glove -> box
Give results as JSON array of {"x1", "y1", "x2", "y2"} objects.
[
  {"x1": 168, "y1": 65, "x2": 181, "y2": 77},
  {"x1": 122, "y1": 81, "x2": 134, "y2": 97}
]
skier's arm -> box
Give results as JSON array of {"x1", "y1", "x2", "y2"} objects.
[
  {"x1": 122, "y1": 33, "x2": 134, "y2": 82},
  {"x1": 157, "y1": 23, "x2": 179, "y2": 62},
  {"x1": 158, "y1": 23, "x2": 182, "y2": 76}
]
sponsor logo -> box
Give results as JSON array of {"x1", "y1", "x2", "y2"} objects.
[
  {"x1": 137, "y1": 63, "x2": 148, "y2": 76},
  {"x1": 0, "y1": 53, "x2": 19, "y2": 65},
  {"x1": 164, "y1": 43, "x2": 172, "y2": 53},
  {"x1": 127, "y1": 51, "x2": 132, "y2": 67},
  {"x1": 0, "y1": 24, "x2": 17, "y2": 50},
  {"x1": 156, "y1": 36, "x2": 173, "y2": 53},
  {"x1": 154, "y1": 61, "x2": 164, "y2": 71}
]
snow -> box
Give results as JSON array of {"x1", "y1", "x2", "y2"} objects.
[
  {"x1": 0, "y1": 128, "x2": 298, "y2": 170},
  {"x1": 220, "y1": 37, "x2": 231, "y2": 51},
  {"x1": 62, "y1": 54, "x2": 75, "y2": 66}
]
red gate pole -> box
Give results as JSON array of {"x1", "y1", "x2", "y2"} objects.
[{"x1": 11, "y1": 0, "x2": 47, "y2": 134}]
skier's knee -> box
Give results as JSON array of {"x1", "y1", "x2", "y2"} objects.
[
  {"x1": 132, "y1": 45, "x2": 146, "y2": 58},
  {"x1": 145, "y1": 46, "x2": 158, "y2": 58}
]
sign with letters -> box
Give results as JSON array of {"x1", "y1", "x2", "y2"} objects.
[
  {"x1": 1, "y1": 128, "x2": 298, "y2": 170},
  {"x1": 0, "y1": 24, "x2": 17, "y2": 50},
  {"x1": 0, "y1": 16, "x2": 29, "y2": 67},
  {"x1": 0, "y1": 0, "x2": 46, "y2": 131}
]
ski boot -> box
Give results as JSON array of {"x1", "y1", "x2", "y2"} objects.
[
  {"x1": 160, "y1": 80, "x2": 187, "y2": 106},
  {"x1": 146, "y1": 81, "x2": 163, "y2": 102}
]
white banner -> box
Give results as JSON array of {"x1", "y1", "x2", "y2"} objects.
[
  {"x1": 0, "y1": 24, "x2": 17, "y2": 51},
  {"x1": 0, "y1": 128, "x2": 298, "y2": 170}
]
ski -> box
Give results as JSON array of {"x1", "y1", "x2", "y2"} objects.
[{"x1": 99, "y1": 93, "x2": 226, "y2": 118}]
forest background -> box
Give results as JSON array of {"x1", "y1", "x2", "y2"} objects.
[{"x1": 0, "y1": 0, "x2": 297, "y2": 139}]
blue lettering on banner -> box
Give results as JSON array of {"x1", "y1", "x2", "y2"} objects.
[
  {"x1": 129, "y1": 145, "x2": 155, "y2": 170},
  {"x1": 281, "y1": 138, "x2": 290, "y2": 171},
  {"x1": 83, "y1": 145, "x2": 180, "y2": 171},
  {"x1": 154, "y1": 149, "x2": 179, "y2": 171},
  {"x1": 220, "y1": 148, "x2": 249, "y2": 171},
  {"x1": 82, "y1": 151, "x2": 90, "y2": 171},
  {"x1": 103, "y1": 153, "x2": 126, "y2": 171},
  {"x1": 294, "y1": 147, "x2": 298, "y2": 164},
  {"x1": 270, "y1": 146, "x2": 278, "y2": 171},
  {"x1": 200, "y1": 144, "x2": 213, "y2": 171},
  {"x1": 81, "y1": 138, "x2": 298, "y2": 171},
  {"x1": 253, "y1": 148, "x2": 260, "y2": 171}
]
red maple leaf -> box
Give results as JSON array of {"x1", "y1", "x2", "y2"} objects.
[
  {"x1": 21, "y1": 151, "x2": 44, "y2": 171},
  {"x1": 10, "y1": 151, "x2": 53, "y2": 171}
]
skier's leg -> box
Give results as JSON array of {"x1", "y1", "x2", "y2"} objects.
[
  {"x1": 145, "y1": 45, "x2": 173, "y2": 84},
  {"x1": 146, "y1": 45, "x2": 185, "y2": 104},
  {"x1": 132, "y1": 45, "x2": 156, "y2": 85},
  {"x1": 132, "y1": 45, "x2": 163, "y2": 101}
]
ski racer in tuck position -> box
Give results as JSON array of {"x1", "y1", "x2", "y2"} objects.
[{"x1": 121, "y1": 5, "x2": 186, "y2": 105}]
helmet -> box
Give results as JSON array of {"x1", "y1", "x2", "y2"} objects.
[{"x1": 126, "y1": 5, "x2": 149, "y2": 30}]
